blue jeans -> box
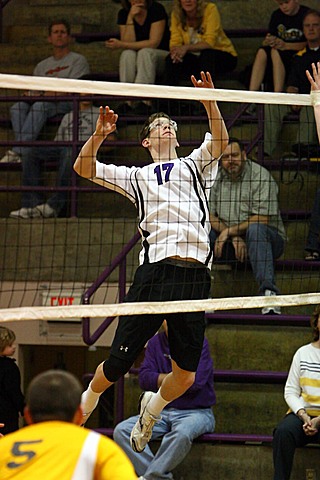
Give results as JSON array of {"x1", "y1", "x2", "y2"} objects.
[
  {"x1": 210, "y1": 223, "x2": 285, "y2": 293},
  {"x1": 20, "y1": 145, "x2": 74, "y2": 213},
  {"x1": 10, "y1": 100, "x2": 72, "y2": 156},
  {"x1": 113, "y1": 407, "x2": 215, "y2": 480},
  {"x1": 305, "y1": 188, "x2": 320, "y2": 254}
]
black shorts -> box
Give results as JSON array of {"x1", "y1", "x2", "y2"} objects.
[{"x1": 109, "y1": 261, "x2": 211, "y2": 372}]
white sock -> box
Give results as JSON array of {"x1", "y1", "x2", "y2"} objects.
[
  {"x1": 147, "y1": 390, "x2": 170, "y2": 417},
  {"x1": 81, "y1": 382, "x2": 101, "y2": 413}
]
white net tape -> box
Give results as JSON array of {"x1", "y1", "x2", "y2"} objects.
[
  {"x1": 0, "y1": 293, "x2": 319, "y2": 323},
  {"x1": 0, "y1": 73, "x2": 311, "y2": 105}
]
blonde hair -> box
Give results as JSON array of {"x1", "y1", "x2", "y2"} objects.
[
  {"x1": 0, "y1": 326, "x2": 16, "y2": 353},
  {"x1": 172, "y1": 0, "x2": 207, "y2": 31}
]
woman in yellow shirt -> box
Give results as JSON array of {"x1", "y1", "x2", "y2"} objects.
[{"x1": 166, "y1": 0, "x2": 237, "y2": 85}]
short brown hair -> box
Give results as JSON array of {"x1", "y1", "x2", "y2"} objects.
[
  {"x1": 310, "y1": 305, "x2": 320, "y2": 341},
  {"x1": 0, "y1": 326, "x2": 15, "y2": 353},
  {"x1": 139, "y1": 112, "x2": 172, "y2": 142},
  {"x1": 27, "y1": 370, "x2": 82, "y2": 423},
  {"x1": 48, "y1": 19, "x2": 71, "y2": 35}
]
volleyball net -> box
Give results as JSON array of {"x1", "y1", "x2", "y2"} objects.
[{"x1": 0, "y1": 73, "x2": 320, "y2": 323}]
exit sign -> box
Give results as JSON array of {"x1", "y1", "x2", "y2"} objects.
[{"x1": 41, "y1": 290, "x2": 83, "y2": 322}]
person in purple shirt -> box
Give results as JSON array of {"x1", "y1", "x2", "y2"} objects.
[{"x1": 113, "y1": 321, "x2": 215, "y2": 480}]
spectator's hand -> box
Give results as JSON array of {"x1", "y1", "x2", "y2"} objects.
[
  {"x1": 273, "y1": 38, "x2": 286, "y2": 51},
  {"x1": 232, "y1": 236, "x2": 247, "y2": 262},
  {"x1": 263, "y1": 34, "x2": 277, "y2": 47},
  {"x1": 0, "y1": 423, "x2": 4, "y2": 438},
  {"x1": 307, "y1": 417, "x2": 320, "y2": 434},
  {"x1": 214, "y1": 228, "x2": 229, "y2": 258},
  {"x1": 105, "y1": 38, "x2": 122, "y2": 49},
  {"x1": 306, "y1": 62, "x2": 320, "y2": 91},
  {"x1": 130, "y1": 2, "x2": 146, "y2": 18},
  {"x1": 303, "y1": 416, "x2": 318, "y2": 436},
  {"x1": 95, "y1": 106, "x2": 118, "y2": 138},
  {"x1": 170, "y1": 45, "x2": 188, "y2": 63}
]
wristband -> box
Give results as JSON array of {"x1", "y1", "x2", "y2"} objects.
[
  {"x1": 297, "y1": 408, "x2": 307, "y2": 418},
  {"x1": 311, "y1": 90, "x2": 320, "y2": 106}
]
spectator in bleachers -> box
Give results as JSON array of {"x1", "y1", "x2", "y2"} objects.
[
  {"x1": 304, "y1": 61, "x2": 320, "y2": 260},
  {"x1": 165, "y1": 0, "x2": 237, "y2": 86},
  {"x1": 113, "y1": 320, "x2": 215, "y2": 480},
  {"x1": 0, "y1": 326, "x2": 25, "y2": 435},
  {"x1": 264, "y1": 9, "x2": 320, "y2": 158},
  {"x1": 0, "y1": 370, "x2": 137, "y2": 479},
  {"x1": 105, "y1": 0, "x2": 170, "y2": 115},
  {"x1": 209, "y1": 138, "x2": 286, "y2": 314},
  {"x1": 304, "y1": 187, "x2": 320, "y2": 260},
  {"x1": 272, "y1": 305, "x2": 320, "y2": 480},
  {"x1": 249, "y1": 0, "x2": 308, "y2": 93},
  {"x1": 0, "y1": 19, "x2": 90, "y2": 164},
  {"x1": 8, "y1": 96, "x2": 109, "y2": 219}
]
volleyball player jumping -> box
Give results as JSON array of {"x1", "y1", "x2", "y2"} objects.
[{"x1": 74, "y1": 71, "x2": 228, "y2": 453}]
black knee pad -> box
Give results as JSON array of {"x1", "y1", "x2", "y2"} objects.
[{"x1": 103, "y1": 355, "x2": 133, "y2": 383}]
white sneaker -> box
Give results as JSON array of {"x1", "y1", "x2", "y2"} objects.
[
  {"x1": 130, "y1": 391, "x2": 161, "y2": 453},
  {"x1": 9, "y1": 207, "x2": 41, "y2": 219},
  {"x1": 0, "y1": 150, "x2": 21, "y2": 163},
  {"x1": 34, "y1": 203, "x2": 57, "y2": 218},
  {"x1": 262, "y1": 289, "x2": 281, "y2": 315}
]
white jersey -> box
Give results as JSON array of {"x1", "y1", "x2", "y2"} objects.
[{"x1": 93, "y1": 133, "x2": 218, "y2": 267}]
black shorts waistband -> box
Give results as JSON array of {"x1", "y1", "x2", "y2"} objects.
[{"x1": 159, "y1": 258, "x2": 207, "y2": 269}]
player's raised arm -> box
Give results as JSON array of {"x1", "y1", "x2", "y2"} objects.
[
  {"x1": 307, "y1": 62, "x2": 320, "y2": 144},
  {"x1": 74, "y1": 106, "x2": 118, "y2": 179},
  {"x1": 191, "y1": 71, "x2": 228, "y2": 158}
]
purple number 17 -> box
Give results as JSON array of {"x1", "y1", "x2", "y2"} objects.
[{"x1": 154, "y1": 163, "x2": 174, "y2": 185}]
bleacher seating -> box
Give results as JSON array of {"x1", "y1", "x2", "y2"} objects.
[{"x1": 1, "y1": 4, "x2": 320, "y2": 478}]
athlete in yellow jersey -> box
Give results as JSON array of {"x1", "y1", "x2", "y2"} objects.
[{"x1": 0, "y1": 370, "x2": 137, "y2": 480}]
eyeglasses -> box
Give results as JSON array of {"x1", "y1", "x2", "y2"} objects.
[{"x1": 148, "y1": 119, "x2": 178, "y2": 133}]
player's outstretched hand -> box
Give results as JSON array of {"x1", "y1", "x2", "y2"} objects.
[
  {"x1": 191, "y1": 71, "x2": 214, "y2": 90},
  {"x1": 306, "y1": 62, "x2": 320, "y2": 91},
  {"x1": 95, "y1": 106, "x2": 118, "y2": 138}
]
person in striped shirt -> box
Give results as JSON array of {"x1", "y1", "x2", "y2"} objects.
[{"x1": 272, "y1": 305, "x2": 320, "y2": 480}]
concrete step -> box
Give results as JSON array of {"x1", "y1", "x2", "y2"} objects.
[
  {"x1": 9, "y1": 5, "x2": 106, "y2": 27},
  {"x1": 0, "y1": 43, "x2": 121, "y2": 73},
  {"x1": 1, "y1": 216, "x2": 319, "y2": 296},
  {"x1": 30, "y1": 0, "x2": 105, "y2": 4},
  {"x1": 173, "y1": 443, "x2": 319, "y2": 480},
  {"x1": 6, "y1": 24, "x2": 82, "y2": 43}
]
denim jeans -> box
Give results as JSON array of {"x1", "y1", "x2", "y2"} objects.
[
  {"x1": 264, "y1": 105, "x2": 317, "y2": 156},
  {"x1": 10, "y1": 100, "x2": 72, "y2": 156},
  {"x1": 20, "y1": 145, "x2": 74, "y2": 213},
  {"x1": 273, "y1": 413, "x2": 320, "y2": 480},
  {"x1": 305, "y1": 188, "x2": 320, "y2": 254},
  {"x1": 210, "y1": 223, "x2": 285, "y2": 293},
  {"x1": 113, "y1": 407, "x2": 215, "y2": 480}
]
